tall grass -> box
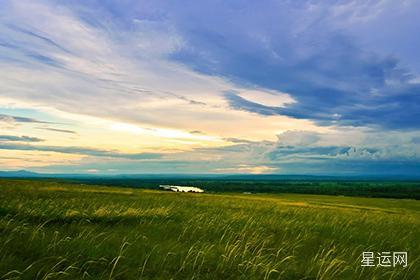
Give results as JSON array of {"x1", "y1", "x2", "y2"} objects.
[{"x1": 0, "y1": 179, "x2": 418, "y2": 279}]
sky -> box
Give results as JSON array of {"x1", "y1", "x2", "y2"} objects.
[{"x1": 0, "y1": 0, "x2": 419, "y2": 175}]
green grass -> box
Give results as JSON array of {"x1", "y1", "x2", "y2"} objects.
[
  {"x1": 0, "y1": 179, "x2": 419, "y2": 279},
  {"x1": 62, "y1": 177, "x2": 420, "y2": 199}
]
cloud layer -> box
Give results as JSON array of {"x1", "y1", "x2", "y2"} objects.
[
  {"x1": 163, "y1": 0, "x2": 420, "y2": 129},
  {"x1": 0, "y1": 0, "x2": 419, "y2": 175}
]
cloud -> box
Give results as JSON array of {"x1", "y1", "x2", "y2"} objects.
[
  {"x1": 213, "y1": 165, "x2": 277, "y2": 174},
  {"x1": 267, "y1": 146, "x2": 377, "y2": 161},
  {"x1": 0, "y1": 143, "x2": 161, "y2": 160},
  {"x1": 223, "y1": 91, "x2": 281, "y2": 117},
  {"x1": 265, "y1": 158, "x2": 420, "y2": 176},
  {"x1": 162, "y1": 0, "x2": 420, "y2": 129},
  {"x1": 0, "y1": 135, "x2": 44, "y2": 142},
  {"x1": 0, "y1": 0, "x2": 419, "y2": 175},
  {"x1": 0, "y1": 0, "x2": 235, "y2": 135},
  {"x1": 7, "y1": 24, "x2": 70, "y2": 54},
  {"x1": 0, "y1": 114, "x2": 50, "y2": 124},
  {"x1": 182, "y1": 128, "x2": 420, "y2": 175},
  {"x1": 36, "y1": 127, "x2": 76, "y2": 134},
  {"x1": 189, "y1": 130, "x2": 203, "y2": 134},
  {"x1": 277, "y1": 131, "x2": 320, "y2": 146},
  {"x1": 222, "y1": 137, "x2": 257, "y2": 144}
]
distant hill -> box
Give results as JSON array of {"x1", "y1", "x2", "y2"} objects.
[
  {"x1": 0, "y1": 170, "x2": 419, "y2": 180},
  {"x1": 0, "y1": 170, "x2": 41, "y2": 178},
  {"x1": 0, "y1": 170, "x2": 94, "y2": 179}
]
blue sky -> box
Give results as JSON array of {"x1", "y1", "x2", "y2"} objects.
[{"x1": 0, "y1": 0, "x2": 419, "y2": 175}]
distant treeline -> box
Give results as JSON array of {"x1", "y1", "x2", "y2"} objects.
[{"x1": 51, "y1": 177, "x2": 420, "y2": 199}]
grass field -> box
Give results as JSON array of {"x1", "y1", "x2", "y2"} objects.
[{"x1": 0, "y1": 179, "x2": 419, "y2": 279}]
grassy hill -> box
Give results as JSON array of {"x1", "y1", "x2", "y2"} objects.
[{"x1": 0, "y1": 179, "x2": 419, "y2": 279}]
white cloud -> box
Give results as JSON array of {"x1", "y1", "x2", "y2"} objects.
[
  {"x1": 277, "y1": 130, "x2": 320, "y2": 146},
  {"x1": 0, "y1": 0, "x2": 321, "y2": 143}
]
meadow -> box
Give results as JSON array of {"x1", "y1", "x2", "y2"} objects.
[
  {"x1": 65, "y1": 176, "x2": 420, "y2": 199},
  {"x1": 0, "y1": 179, "x2": 419, "y2": 279}
]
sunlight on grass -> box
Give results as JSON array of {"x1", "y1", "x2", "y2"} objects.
[{"x1": 0, "y1": 180, "x2": 418, "y2": 279}]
